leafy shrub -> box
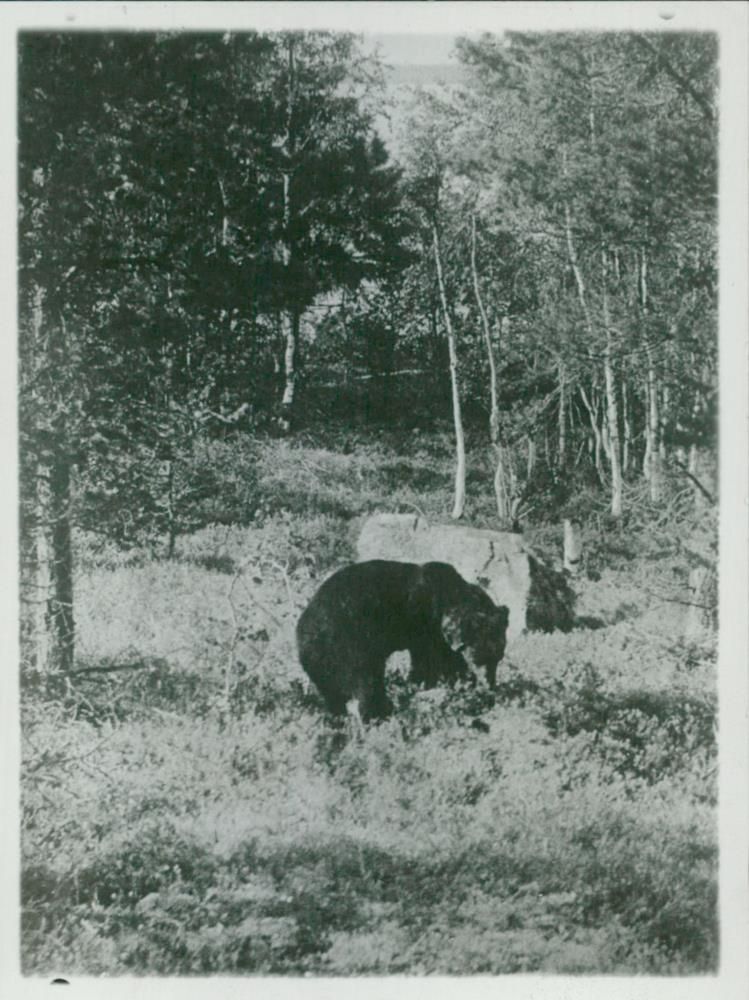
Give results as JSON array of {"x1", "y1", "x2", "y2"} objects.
[
  {"x1": 28, "y1": 657, "x2": 218, "y2": 725},
  {"x1": 492, "y1": 668, "x2": 541, "y2": 707},
  {"x1": 21, "y1": 692, "x2": 718, "y2": 975},
  {"x1": 228, "y1": 673, "x2": 316, "y2": 721},
  {"x1": 182, "y1": 552, "x2": 238, "y2": 574},
  {"x1": 377, "y1": 460, "x2": 448, "y2": 492},
  {"x1": 76, "y1": 435, "x2": 263, "y2": 552},
  {"x1": 568, "y1": 810, "x2": 718, "y2": 967},
  {"x1": 178, "y1": 514, "x2": 355, "y2": 582},
  {"x1": 22, "y1": 820, "x2": 217, "y2": 918},
  {"x1": 540, "y1": 663, "x2": 717, "y2": 784}
]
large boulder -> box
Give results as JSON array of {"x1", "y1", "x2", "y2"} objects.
[{"x1": 356, "y1": 514, "x2": 575, "y2": 641}]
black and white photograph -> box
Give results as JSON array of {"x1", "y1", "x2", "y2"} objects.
[{"x1": 4, "y1": 1, "x2": 748, "y2": 995}]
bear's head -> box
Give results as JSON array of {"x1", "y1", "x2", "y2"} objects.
[
  {"x1": 414, "y1": 562, "x2": 510, "y2": 688},
  {"x1": 440, "y1": 586, "x2": 510, "y2": 689}
]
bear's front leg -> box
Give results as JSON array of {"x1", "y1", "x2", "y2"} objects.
[{"x1": 409, "y1": 640, "x2": 470, "y2": 689}]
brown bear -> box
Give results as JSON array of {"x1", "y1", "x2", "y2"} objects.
[{"x1": 296, "y1": 560, "x2": 510, "y2": 722}]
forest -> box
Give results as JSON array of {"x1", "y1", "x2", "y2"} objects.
[{"x1": 19, "y1": 29, "x2": 719, "y2": 976}]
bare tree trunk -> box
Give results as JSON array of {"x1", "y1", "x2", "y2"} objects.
[
  {"x1": 470, "y1": 214, "x2": 511, "y2": 525},
  {"x1": 493, "y1": 450, "x2": 514, "y2": 527},
  {"x1": 645, "y1": 346, "x2": 661, "y2": 498},
  {"x1": 28, "y1": 447, "x2": 75, "y2": 674},
  {"x1": 558, "y1": 359, "x2": 567, "y2": 469},
  {"x1": 565, "y1": 203, "x2": 593, "y2": 335},
  {"x1": 622, "y1": 376, "x2": 631, "y2": 473},
  {"x1": 166, "y1": 459, "x2": 176, "y2": 559},
  {"x1": 659, "y1": 384, "x2": 669, "y2": 463},
  {"x1": 565, "y1": 199, "x2": 611, "y2": 492},
  {"x1": 470, "y1": 216, "x2": 500, "y2": 443},
  {"x1": 48, "y1": 445, "x2": 75, "y2": 672},
  {"x1": 526, "y1": 435, "x2": 536, "y2": 479},
  {"x1": 603, "y1": 359, "x2": 623, "y2": 517},
  {"x1": 280, "y1": 307, "x2": 299, "y2": 412},
  {"x1": 565, "y1": 135, "x2": 623, "y2": 516},
  {"x1": 563, "y1": 519, "x2": 583, "y2": 575},
  {"x1": 21, "y1": 286, "x2": 75, "y2": 674},
  {"x1": 643, "y1": 379, "x2": 651, "y2": 479},
  {"x1": 579, "y1": 383, "x2": 605, "y2": 485},
  {"x1": 601, "y1": 249, "x2": 623, "y2": 518},
  {"x1": 601, "y1": 396, "x2": 612, "y2": 462},
  {"x1": 216, "y1": 173, "x2": 229, "y2": 248},
  {"x1": 278, "y1": 36, "x2": 297, "y2": 433},
  {"x1": 639, "y1": 249, "x2": 661, "y2": 500},
  {"x1": 433, "y1": 223, "x2": 465, "y2": 520}
]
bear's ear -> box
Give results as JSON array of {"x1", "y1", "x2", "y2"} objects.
[{"x1": 411, "y1": 562, "x2": 463, "y2": 619}]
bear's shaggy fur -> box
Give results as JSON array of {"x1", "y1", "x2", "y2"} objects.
[{"x1": 296, "y1": 560, "x2": 510, "y2": 721}]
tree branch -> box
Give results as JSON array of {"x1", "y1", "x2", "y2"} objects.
[
  {"x1": 633, "y1": 35, "x2": 715, "y2": 125},
  {"x1": 668, "y1": 456, "x2": 716, "y2": 504}
]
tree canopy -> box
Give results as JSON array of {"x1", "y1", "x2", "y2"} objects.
[{"x1": 18, "y1": 29, "x2": 718, "y2": 671}]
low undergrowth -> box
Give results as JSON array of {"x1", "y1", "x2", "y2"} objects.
[
  {"x1": 22, "y1": 432, "x2": 718, "y2": 976},
  {"x1": 22, "y1": 634, "x2": 717, "y2": 976}
]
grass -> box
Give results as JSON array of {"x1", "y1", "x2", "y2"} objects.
[{"x1": 21, "y1": 430, "x2": 718, "y2": 976}]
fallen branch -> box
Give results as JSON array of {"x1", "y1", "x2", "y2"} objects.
[
  {"x1": 668, "y1": 456, "x2": 716, "y2": 504},
  {"x1": 68, "y1": 661, "x2": 155, "y2": 676},
  {"x1": 198, "y1": 402, "x2": 251, "y2": 426},
  {"x1": 643, "y1": 588, "x2": 715, "y2": 611},
  {"x1": 398, "y1": 501, "x2": 429, "y2": 526}
]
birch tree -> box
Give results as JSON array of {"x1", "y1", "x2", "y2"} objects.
[
  {"x1": 454, "y1": 30, "x2": 717, "y2": 516},
  {"x1": 401, "y1": 91, "x2": 472, "y2": 520},
  {"x1": 470, "y1": 214, "x2": 514, "y2": 525},
  {"x1": 432, "y1": 220, "x2": 466, "y2": 519}
]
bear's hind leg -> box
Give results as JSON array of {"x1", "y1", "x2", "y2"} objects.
[{"x1": 299, "y1": 654, "x2": 350, "y2": 718}]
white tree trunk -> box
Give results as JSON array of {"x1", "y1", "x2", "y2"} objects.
[
  {"x1": 470, "y1": 214, "x2": 511, "y2": 524},
  {"x1": 280, "y1": 306, "x2": 298, "y2": 410},
  {"x1": 579, "y1": 384, "x2": 605, "y2": 484},
  {"x1": 278, "y1": 37, "x2": 297, "y2": 432},
  {"x1": 622, "y1": 377, "x2": 631, "y2": 472},
  {"x1": 646, "y1": 349, "x2": 661, "y2": 500},
  {"x1": 643, "y1": 376, "x2": 650, "y2": 479},
  {"x1": 526, "y1": 435, "x2": 536, "y2": 479},
  {"x1": 565, "y1": 200, "x2": 614, "y2": 497},
  {"x1": 563, "y1": 519, "x2": 583, "y2": 575},
  {"x1": 433, "y1": 223, "x2": 465, "y2": 520},
  {"x1": 659, "y1": 384, "x2": 669, "y2": 462},
  {"x1": 640, "y1": 249, "x2": 661, "y2": 500},
  {"x1": 601, "y1": 250, "x2": 623, "y2": 518},
  {"x1": 558, "y1": 360, "x2": 567, "y2": 468},
  {"x1": 216, "y1": 173, "x2": 229, "y2": 248},
  {"x1": 603, "y1": 350, "x2": 623, "y2": 518},
  {"x1": 470, "y1": 216, "x2": 500, "y2": 443}
]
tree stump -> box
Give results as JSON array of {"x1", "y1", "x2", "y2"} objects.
[{"x1": 563, "y1": 519, "x2": 583, "y2": 576}]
